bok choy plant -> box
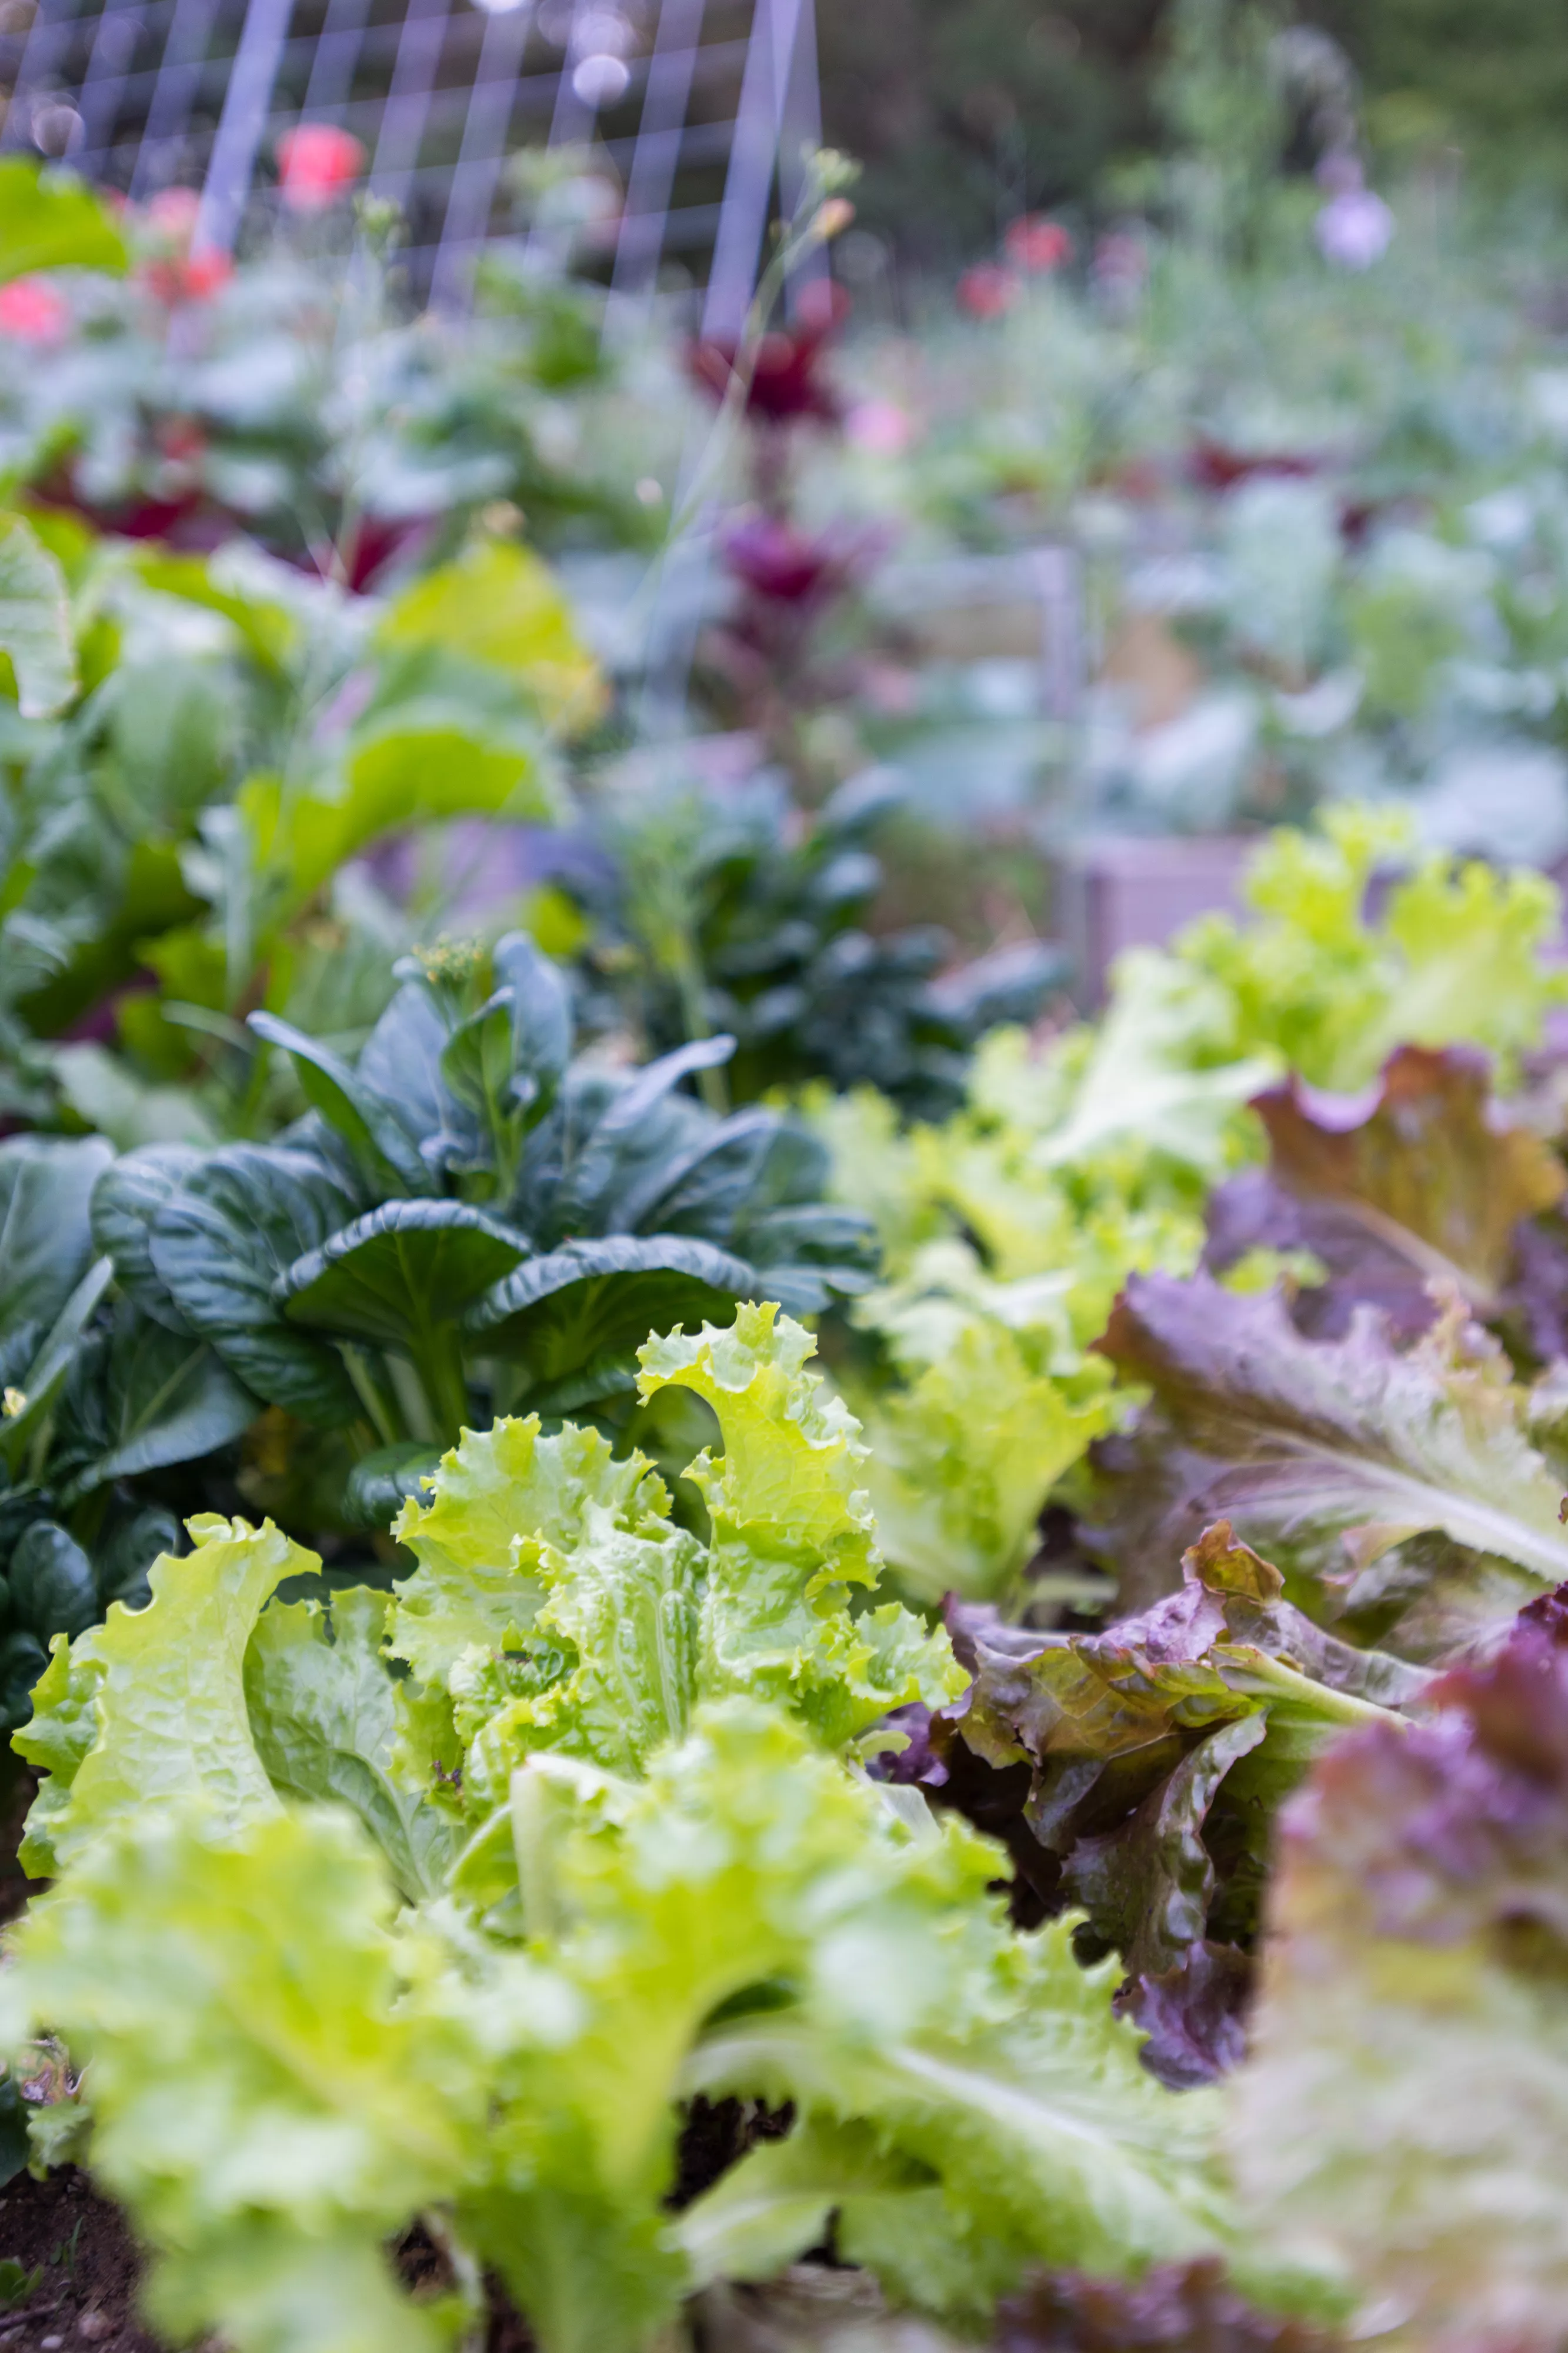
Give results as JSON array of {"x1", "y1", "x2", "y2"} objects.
[{"x1": 92, "y1": 931, "x2": 876, "y2": 1539}]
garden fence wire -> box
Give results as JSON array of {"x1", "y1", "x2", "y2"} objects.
[{"x1": 0, "y1": 0, "x2": 819, "y2": 312}]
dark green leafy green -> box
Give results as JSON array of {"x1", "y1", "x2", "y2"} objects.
[
  {"x1": 0, "y1": 1137, "x2": 256, "y2": 1731},
  {"x1": 89, "y1": 935, "x2": 872, "y2": 1485},
  {"x1": 574, "y1": 772, "x2": 1065, "y2": 1120}
]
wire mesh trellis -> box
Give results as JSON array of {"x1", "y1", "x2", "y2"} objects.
[{"x1": 0, "y1": 0, "x2": 820, "y2": 311}]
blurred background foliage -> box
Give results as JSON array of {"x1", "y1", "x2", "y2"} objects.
[{"x1": 819, "y1": 0, "x2": 1568, "y2": 265}]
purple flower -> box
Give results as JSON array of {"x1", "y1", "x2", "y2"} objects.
[{"x1": 1315, "y1": 186, "x2": 1394, "y2": 270}]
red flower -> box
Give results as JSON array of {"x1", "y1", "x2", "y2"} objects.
[
  {"x1": 1003, "y1": 214, "x2": 1071, "y2": 274},
  {"x1": 1187, "y1": 436, "x2": 1320, "y2": 494},
  {"x1": 689, "y1": 279, "x2": 849, "y2": 427},
  {"x1": 0, "y1": 276, "x2": 69, "y2": 345},
  {"x1": 276, "y1": 124, "x2": 365, "y2": 211},
  {"x1": 956, "y1": 263, "x2": 1020, "y2": 320}
]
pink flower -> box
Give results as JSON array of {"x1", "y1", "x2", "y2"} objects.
[
  {"x1": 956, "y1": 262, "x2": 1020, "y2": 321},
  {"x1": 135, "y1": 189, "x2": 233, "y2": 305},
  {"x1": 1003, "y1": 215, "x2": 1071, "y2": 274},
  {"x1": 844, "y1": 398, "x2": 914, "y2": 457},
  {"x1": 276, "y1": 124, "x2": 365, "y2": 211},
  {"x1": 0, "y1": 276, "x2": 69, "y2": 345},
  {"x1": 145, "y1": 186, "x2": 203, "y2": 239},
  {"x1": 1315, "y1": 188, "x2": 1394, "y2": 271}
]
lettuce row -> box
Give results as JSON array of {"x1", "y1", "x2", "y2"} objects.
[
  {"x1": 2, "y1": 1307, "x2": 1321, "y2": 2353},
  {"x1": 806, "y1": 808, "x2": 1568, "y2": 1614}
]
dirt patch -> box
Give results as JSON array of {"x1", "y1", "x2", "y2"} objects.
[
  {"x1": 0, "y1": 2167, "x2": 159, "y2": 2353},
  {"x1": 0, "y1": 2101, "x2": 799, "y2": 2348}
]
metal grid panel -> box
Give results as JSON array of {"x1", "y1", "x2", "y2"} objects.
[{"x1": 0, "y1": 0, "x2": 818, "y2": 306}]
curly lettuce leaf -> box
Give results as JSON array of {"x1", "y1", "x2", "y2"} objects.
[
  {"x1": 1176, "y1": 806, "x2": 1568, "y2": 1091},
  {"x1": 456, "y1": 1512, "x2": 705, "y2": 1803},
  {"x1": 859, "y1": 1321, "x2": 1112, "y2": 1606},
  {"x1": 637, "y1": 1305, "x2": 963, "y2": 1744},
  {"x1": 0, "y1": 1802, "x2": 483, "y2": 2353},
  {"x1": 243, "y1": 1587, "x2": 459, "y2": 1901},
  {"x1": 12, "y1": 1630, "x2": 104, "y2": 1879},
  {"x1": 1092, "y1": 1274, "x2": 1568, "y2": 1655},
  {"x1": 1227, "y1": 1611, "x2": 1568, "y2": 2351},
  {"x1": 15, "y1": 1515, "x2": 320, "y2": 1872},
  {"x1": 684, "y1": 1920, "x2": 1264, "y2": 2325},
  {"x1": 479, "y1": 1699, "x2": 1285, "y2": 2337},
  {"x1": 1206, "y1": 1045, "x2": 1564, "y2": 1341},
  {"x1": 1031, "y1": 954, "x2": 1279, "y2": 1185},
  {"x1": 388, "y1": 1416, "x2": 667, "y2": 1685},
  {"x1": 462, "y1": 1703, "x2": 1002, "y2": 2353}
]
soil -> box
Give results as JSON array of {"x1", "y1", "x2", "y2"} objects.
[
  {"x1": 0, "y1": 2099, "x2": 793, "y2": 2352},
  {"x1": 0, "y1": 2167, "x2": 160, "y2": 2353}
]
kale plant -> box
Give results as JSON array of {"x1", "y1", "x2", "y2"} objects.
[{"x1": 579, "y1": 771, "x2": 1064, "y2": 1121}]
